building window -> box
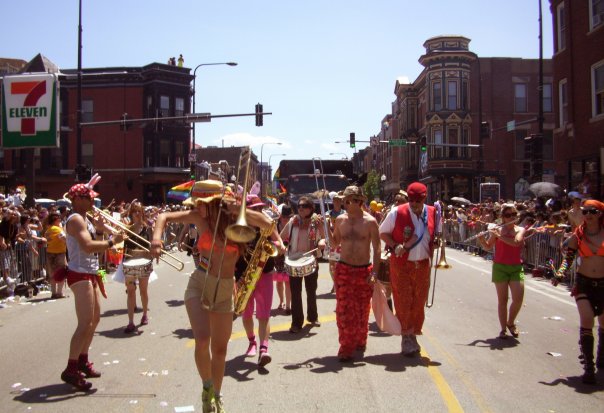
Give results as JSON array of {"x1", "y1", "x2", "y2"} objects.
[
  {"x1": 145, "y1": 139, "x2": 153, "y2": 167},
  {"x1": 559, "y1": 79, "x2": 568, "y2": 126},
  {"x1": 159, "y1": 139, "x2": 171, "y2": 166},
  {"x1": 543, "y1": 83, "x2": 553, "y2": 112},
  {"x1": 82, "y1": 143, "x2": 93, "y2": 167},
  {"x1": 82, "y1": 99, "x2": 93, "y2": 123},
  {"x1": 447, "y1": 81, "x2": 458, "y2": 110},
  {"x1": 175, "y1": 141, "x2": 185, "y2": 167},
  {"x1": 543, "y1": 131, "x2": 554, "y2": 161},
  {"x1": 160, "y1": 95, "x2": 170, "y2": 118},
  {"x1": 432, "y1": 82, "x2": 442, "y2": 111},
  {"x1": 447, "y1": 128, "x2": 458, "y2": 158},
  {"x1": 556, "y1": 3, "x2": 566, "y2": 52},
  {"x1": 433, "y1": 129, "x2": 443, "y2": 158},
  {"x1": 514, "y1": 130, "x2": 528, "y2": 160},
  {"x1": 146, "y1": 95, "x2": 153, "y2": 117},
  {"x1": 175, "y1": 97, "x2": 185, "y2": 118},
  {"x1": 592, "y1": 60, "x2": 604, "y2": 117},
  {"x1": 461, "y1": 80, "x2": 468, "y2": 110},
  {"x1": 590, "y1": 0, "x2": 604, "y2": 30},
  {"x1": 514, "y1": 84, "x2": 527, "y2": 113}
]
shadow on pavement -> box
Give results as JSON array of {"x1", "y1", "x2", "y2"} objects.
[
  {"x1": 165, "y1": 299, "x2": 184, "y2": 307},
  {"x1": 282, "y1": 355, "x2": 366, "y2": 374},
  {"x1": 538, "y1": 372, "x2": 604, "y2": 394},
  {"x1": 225, "y1": 354, "x2": 257, "y2": 382},
  {"x1": 464, "y1": 336, "x2": 520, "y2": 350},
  {"x1": 270, "y1": 325, "x2": 318, "y2": 342},
  {"x1": 172, "y1": 328, "x2": 193, "y2": 339},
  {"x1": 97, "y1": 325, "x2": 144, "y2": 339},
  {"x1": 100, "y1": 308, "x2": 129, "y2": 318},
  {"x1": 316, "y1": 292, "x2": 336, "y2": 300},
  {"x1": 363, "y1": 352, "x2": 441, "y2": 372},
  {"x1": 13, "y1": 383, "x2": 97, "y2": 404}
]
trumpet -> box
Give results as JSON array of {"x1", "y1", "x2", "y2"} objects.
[{"x1": 89, "y1": 206, "x2": 185, "y2": 271}]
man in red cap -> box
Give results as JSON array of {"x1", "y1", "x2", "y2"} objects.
[
  {"x1": 379, "y1": 182, "x2": 437, "y2": 356},
  {"x1": 59, "y1": 179, "x2": 125, "y2": 390}
]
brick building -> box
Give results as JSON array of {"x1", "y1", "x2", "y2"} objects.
[
  {"x1": 356, "y1": 35, "x2": 555, "y2": 202},
  {"x1": 1, "y1": 54, "x2": 193, "y2": 205},
  {"x1": 550, "y1": 0, "x2": 604, "y2": 198}
]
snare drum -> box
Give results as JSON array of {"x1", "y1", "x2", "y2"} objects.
[
  {"x1": 284, "y1": 255, "x2": 317, "y2": 277},
  {"x1": 123, "y1": 258, "x2": 153, "y2": 278}
]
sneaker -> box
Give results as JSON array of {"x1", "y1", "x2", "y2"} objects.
[
  {"x1": 401, "y1": 335, "x2": 416, "y2": 357},
  {"x1": 215, "y1": 394, "x2": 226, "y2": 413},
  {"x1": 308, "y1": 320, "x2": 321, "y2": 327},
  {"x1": 289, "y1": 326, "x2": 301, "y2": 333},
  {"x1": 202, "y1": 385, "x2": 216, "y2": 413},
  {"x1": 245, "y1": 341, "x2": 257, "y2": 357},
  {"x1": 79, "y1": 361, "x2": 101, "y2": 378},
  {"x1": 410, "y1": 335, "x2": 421, "y2": 354},
  {"x1": 124, "y1": 323, "x2": 136, "y2": 334},
  {"x1": 140, "y1": 315, "x2": 149, "y2": 325},
  {"x1": 61, "y1": 369, "x2": 92, "y2": 391},
  {"x1": 258, "y1": 348, "x2": 272, "y2": 367}
]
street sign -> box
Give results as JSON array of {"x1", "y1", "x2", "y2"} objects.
[
  {"x1": 506, "y1": 120, "x2": 516, "y2": 132},
  {"x1": 388, "y1": 139, "x2": 407, "y2": 147},
  {"x1": 192, "y1": 112, "x2": 211, "y2": 122}
]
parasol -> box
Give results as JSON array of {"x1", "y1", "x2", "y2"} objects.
[
  {"x1": 450, "y1": 196, "x2": 471, "y2": 205},
  {"x1": 527, "y1": 182, "x2": 563, "y2": 198}
]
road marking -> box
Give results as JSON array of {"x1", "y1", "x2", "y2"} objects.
[
  {"x1": 420, "y1": 345, "x2": 465, "y2": 413},
  {"x1": 424, "y1": 334, "x2": 493, "y2": 413}
]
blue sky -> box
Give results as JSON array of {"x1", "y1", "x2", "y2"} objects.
[{"x1": 2, "y1": 0, "x2": 553, "y2": 173}]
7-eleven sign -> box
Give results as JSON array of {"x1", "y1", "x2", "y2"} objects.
[{"x1": 1, "y1": 73, "x2": 59, "y2": 148}]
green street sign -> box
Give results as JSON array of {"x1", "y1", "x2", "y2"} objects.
[{"x1": 388, "y1": 139, "x2": 407, "y2": 147}]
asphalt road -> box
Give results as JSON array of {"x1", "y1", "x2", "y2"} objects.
[{"x1": 1, "y1": 247, "x2": 603, "y2": 413}]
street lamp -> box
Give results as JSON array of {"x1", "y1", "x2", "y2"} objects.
[
  {"x1": 380, "y1": 174, "x2": 387, "y2": 200},
  {"x1": 191, "y1": 62, "x2": 238, "y2": 175},
  {"x1": 329, "y1": 152, "x2": 348, "y2": 159},
  {"x1": 260, "y1": 142, "x2": 282, "y2": 197}
]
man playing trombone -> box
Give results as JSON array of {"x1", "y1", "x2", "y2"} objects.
[{"x1": 379, "y1": 182, "x2": 437, "y2": 357}]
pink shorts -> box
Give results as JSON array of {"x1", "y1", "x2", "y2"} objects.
[
  {"x1": 241, "y1": 271, "x2": 274, "y2": 319},
  {"x1": 272, "y1": 271, "x2": 289, "y2": 283}
]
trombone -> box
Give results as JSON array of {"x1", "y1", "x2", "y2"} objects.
[
  {"x1": 427, "y1": 201, "x2": 450, "y2": 308},
  {"x1": 90, "y1": 206, "x2": 185, "y2": 271}
]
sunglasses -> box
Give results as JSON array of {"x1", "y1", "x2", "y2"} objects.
[
  {"x1": 298, "y1": 204, "x2": 312, "y2": 209},
  {"x1": 582, "y1": 209, "x2": 601, "y2": 216},
  {"x1": 502, "y1": 212, "x2": 518, "y2": 218}
]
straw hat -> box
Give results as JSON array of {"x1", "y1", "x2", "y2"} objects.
[{"x1": 183, "y1": 180, "x2": 234, "y2": 206}]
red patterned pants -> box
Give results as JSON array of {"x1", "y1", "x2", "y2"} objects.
[
  {"x1": 390, "y1": 259, "x2": 431, "y2": 335},
  {"x1": 334, "y1": 262, "x2": 374, "y2": 357}
]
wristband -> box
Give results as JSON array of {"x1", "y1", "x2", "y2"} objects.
[{"x1": 107, "y1": 239, "x2": 114, "y2": 248}]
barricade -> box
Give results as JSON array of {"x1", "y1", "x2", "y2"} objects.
[{"x1": 0, "y1": 242, "x2": 47, "y2": 295}]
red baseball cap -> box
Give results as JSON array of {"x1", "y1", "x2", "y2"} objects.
[
  {"x1": 406, "y1": 182, "x2": 427, "y2": 200},
  {"x1": 67, "y1": 183, "x2": 99, "y2": 200}
]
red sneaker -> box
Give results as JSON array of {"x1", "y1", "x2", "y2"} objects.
[
  {"x1": 61, "y1": 370, "x2": 93, "y2": 391},
  {"x1": 79, "y1": 361, "x2": 101, "y2": 378}
]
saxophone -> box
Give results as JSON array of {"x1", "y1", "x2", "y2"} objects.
[{"x1": 234, "y1": 219, "x2": 278, "y2": 315}]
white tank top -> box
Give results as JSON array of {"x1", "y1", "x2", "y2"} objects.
[{"x1": 66, "y1": 213, "x2": 99, "y2": 274}]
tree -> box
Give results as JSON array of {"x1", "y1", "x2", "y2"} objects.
[{"x1": 363, "y1": 170, "x2": 380, "y2": 201}]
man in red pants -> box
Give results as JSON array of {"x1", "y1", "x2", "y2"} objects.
[
  {"x1": 331, "y1": 186, "x2": 381, "y2": 361},
  {"x1": 379, "y1": 182, "x2": 436, "y2": 357}
]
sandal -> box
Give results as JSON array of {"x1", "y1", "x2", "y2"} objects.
[
  {"x1": 61, "y1": 370, "x2": 92, "y2": 391},
  {"x1": 499, "y1": 330, "x2": 508, "y2": 339},
  {"x1": 507, "y1": 324, "x2": 519, "y2": 338}
]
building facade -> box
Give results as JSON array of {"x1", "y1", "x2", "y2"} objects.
[
  {"x1": 1, "y1": 55, "x2": 193, "y2": 204},
  {"x1": 550, "y1": 0, "x2": 604, "y2": 199}
]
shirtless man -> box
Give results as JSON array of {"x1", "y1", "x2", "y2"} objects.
[{"x1": 331, "y1": 186, "x2": 381, "y2": 361}]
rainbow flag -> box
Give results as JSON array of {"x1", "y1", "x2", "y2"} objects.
[
  {"x1": 279, "y1": 183, "x2": 287, "y2": 193},
  {"x1": 273, "y1": 167, "x2": 280, "y2": 180},
  {"x1": 264, "y1": 195, "x2": 279, "y2": 214},
  {"x1": 167, "y1": 180, "x2": 194, "y2": 201}
]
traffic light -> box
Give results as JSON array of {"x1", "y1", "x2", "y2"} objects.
[
  {"x1": 255, "y1": 103, "x2": 263, "y2": 127},
  {"x1": 480, "y1": 121, "x2": 490, "y2": 139},
  {"x1": 350, "y1": 132, "x2": 355, "y2": 148},
  {"x1": 190, "y1": 164, "x2": 196, "y2": 180},
  {"x1": 420, "y1": 136, "x2": 427, "y2": 152}
]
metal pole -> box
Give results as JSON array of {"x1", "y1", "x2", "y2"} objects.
[
  {"x1": 535, "y1": 0, "x2": 544, "y2": 181},
  {"x1": 76, "y1": 0, "x2": 83, "y2": 168}
]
